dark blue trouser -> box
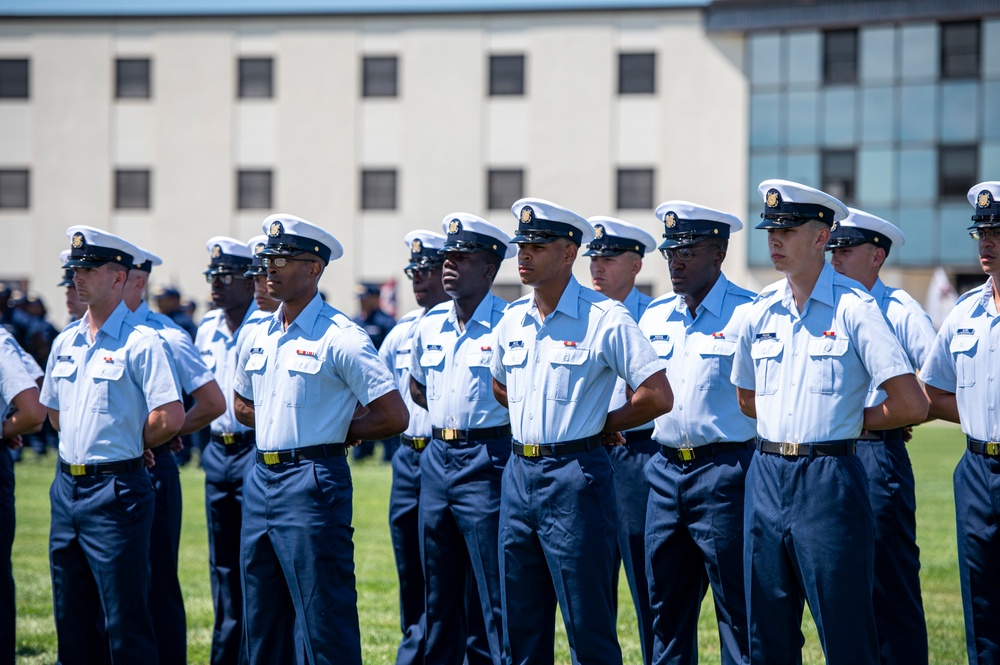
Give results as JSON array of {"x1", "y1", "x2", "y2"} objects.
[
  {"x1": 389, "y1": 443, "x2": 425, "y2": 665},
  {"x1": 241, "y1": 455, "x2": 360, "y2": 665},
  {"x1": 0, "y1": 448, "x2": 14, "y2": 665},
  {"x1": 856, "y1": 438, "x2": 927, "y2": 665},
  {"x1": 955, "y1": 448, "x2": 1000, "y2": 664},
  {"x1": 149, "y1": 446, "x2": 187, "y2": 665},
  {"x1": 420, "y1": 436, "x2": 509, "y2": 665},
  {"x1": 744, "y1": 450, "x2": 878, "y2": 665},
  {"x1": 500, "y1": 447, "x2": 622, "y2": 665},
  {"x1": 203, "y1": 439, "x2": 254, "y2": 665},
  {"x1": 645, "y1": 447, "x2": 752, "y2": 665},
  {"x1": 608, "y1": 436, "x2": 658, "y2": 665},
  {"x1": 49, "y1": 465, "x2": 157, "y2": 664}
]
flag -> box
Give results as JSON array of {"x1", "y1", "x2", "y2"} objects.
[{"x1": 924, "y1": 266, "x2": 957, "y2": 330}]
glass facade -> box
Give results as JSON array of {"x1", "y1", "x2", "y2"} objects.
[{"x1": 747, "y1": 18, "x2": 1000, "y2": 268}]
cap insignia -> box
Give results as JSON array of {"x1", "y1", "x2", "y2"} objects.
[
  {"x1": 979, "y1": 191, "x2": 993, "y2": 209},
  {"x1": 254, "y1": 242, "x2": 265, "y2": 255},
  {"x1": 211, "y1": 244, "x2": 222, "y2": 259},
  {"x1": 448, "y1": 219, "x2": 462, "y2": 235},
  {"x1": 766, "y1": 189, "x2": 780, "y2": 208},
  {"x1": 268, "y1": 221, "x2": 283, "y2": 238},
  {"x1": 520, "y1": 206, "x2": 534, "y2": 225},
  {"x1": 831, "y1": 221, "x2": 839, "y2": 232},
  {"x1": 664, "y1": 213, "x2": 677, "y2": 229},
  {"x1": 71, "y1": 232, "x2": 85, "y2": 249},
  {"x1": 594, "y1": 224, "x2": 605, "y2": 239},
  {"x1": 411, "y1": 239, "x2": 422, "y2": 253}
]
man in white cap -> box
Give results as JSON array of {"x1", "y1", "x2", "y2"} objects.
[
  {"x1": 826, "y1": 208, "x2": 935, "y2": 664},
  {"x1": 41, "y1": 226, "x2": 185, "y2": 663},
  {"x1": 731, "y1": 181, "x2": 927, "y2": 664},
  {"x1": 124, "y1": 245, "x2": 225, "y2": 665},
  {"x1": 194, "y1": 236, "x2": 260, "y2": 665},
  {"x1": 378, "y1": 229, "x2": 450, "y2": 664},
  {"x1": 922, "y1": 181, "x2": 1000, "y2": 664},
  {"x1": 58, "y1": 250, "x2": 86, "y2": 322},
  {"x1": 583, "y1": 215, "x2": 658, "y2": 664},
  {"x1": 490, "y1": 198, "x2": 672, "y2": 664},
  {"x1": 409, "y1": 213, "x2": 515, "y2": 665},
  {"x1": 233, "y1": 213, "x2": 408, "y2": 665},
  {"x1": 640, "y1": 201, "x2": 757, "y2": 665},
  {"x1": 244, "y1": 235, "x2": 280, "y2": 315}
]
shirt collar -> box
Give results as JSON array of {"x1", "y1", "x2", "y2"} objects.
[
  {"x1": 779, "y1": 261, "x2": 836, "y2": 311},
  {"x1": 621, "y1": 287, "x2": 643, "y2": 320},
  {"x1": 134, "y1": 300, "x2": 151, "y2": 320},
  {"x1": 276, "y1": 293, "x2": 325, "y2": 336},
  {"x1": 670, "y1": 273, "x2": 728, "y2": 320},
  {"x1": 977, "y1": 277, "x2": 997, "y2": 313},
  {"x1": 523, "y1": 275, "x2": 581, "y2": 325},
  {"x1": 869, "y1": 277, "x2": 886, "y2": 302},
  {"x1": 77, "y1": 300, "x2": 130, "y2": 343},
  {"x1": 447, "y1": 292, "x2": 499, "y2": 331}
]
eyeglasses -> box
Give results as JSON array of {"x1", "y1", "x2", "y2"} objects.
[
  {"x1": 660, "y1": 244, "x2": 715, "y2": 262},
  {"x1": 204, "y1": 273, "x2": 248, "y2": 285},
  {"x1": 261, "y1": 256, "x2": 315, "y2": 269},
  {"x1": 404, "y1": 265, "x2": 441, "y2": 280},
  {"x1": 970, "y1": 228, "x2": 1000, "y2": 242}
]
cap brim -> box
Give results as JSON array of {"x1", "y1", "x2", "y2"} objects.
[
  {"x1": 510, "y1": 232, "x2": 561, "y2": 245},
  {"x1": 63, "y1": 258, "x2": 111, "y2": 269},
  {"x1": 582, "y1": 247, "x2": 628, "y2": 257},
  {"x1": 754, "y1": 218, "x2": 811, "y2": 230}
]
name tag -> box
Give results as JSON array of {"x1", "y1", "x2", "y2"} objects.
[
  {"x1": 957, "y1": 328, "x2": 975, "y2": 335},
  {"x1": 426, "y1": 344, "x2": 443, "y2": 351},
  {"x1": 509, "y1": 340, "x2": 524, "y2": 349},
  {"x1": 649, "y1": 334, "x2": 669, "y2": 342},
  {"x1": 755, "y1": 332, "x2": 777, "y2": 340}
]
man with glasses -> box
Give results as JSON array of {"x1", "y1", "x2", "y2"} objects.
[
  {"x1": 378, "y1": 229, "x2": 450, "y2": 665},
  {"x1": 244, "y1": 235, "x2": 279, "y2": 316},
  {"x1": 194, "y1": 236, "x2": 260, "y2": 665},
  {"x1": 583, "y1": 215, "x2": 658, "y2": 664},
  {"x1": 409, "y1": 214, "x2": 515, "y2": 665},
  {"x1": 826, "y1": 209, "x2": 934, "y2": 665},
  {"x1": 731, "y1": 180, "x2": 927, "y2": 664},
  {"x1": 42, "y1": 226, "x2": 185, "y2": 663},
  {"x1": 922, "y1": 181, "x2": 1000, "y2": 664},
  {"x1": 234, "y1": 214, "x2": 408, "y2": 665},
  {"x1": 123, "y1": 245, "x2": 225, "y2": 665}
]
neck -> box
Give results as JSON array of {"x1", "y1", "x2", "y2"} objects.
[
  {"x1": 786, "y1": 260, "x2": 824, "y2": 313},
  {"x1": 454, "y1": 286, "x2": 491, "y2": 326},
  {"x1": 603, "y1": 283, "x2": 633, "y2": 304},
  {"x1": 860, "y1": 273, "x2": 878, "y2": 291},
  {"x1": 280, "y1": 291, "x2": 315, "y2": 329},
  {"x1": 224, "y1": 302, "x2": 251, "y2": 334},
  {"x1": 533, "y1": 272, "x2": 572, "y2": 319},
  {"x1": 681, "y1": 272, "x2": 721, "y2": 316},
  {"x1": 87, "y1": 297, "x2": 120, "y2": 338}
]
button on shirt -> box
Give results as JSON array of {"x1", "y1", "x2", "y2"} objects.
[
  {"x1": 195, "y1": 303, "x2": 261, "y2": 436},
  {"x1": 39, "y1": 301, "x2": 182, "y2": 464},
  {"x1": 490, "y1": 276, "x2": 663, "y2": 445},
  {"x1": 233, "y1": 294, "x2": 397, "y2": 451},
  {"x1": 607, "y1": 287, "x2": 653, "y2": 414},
  {"x1": 380, "y1": 307, "x2": 432, "y2": 438},
  {"x1": 640, "y1": 273, "x2": 757, "y2": 448},
  {"x1": 410, "y1": 293, "x2": 509, "y2": 430},
  {"x1": 866, "y1": 278, "x2": 937, "y2": 408},
  {"x1": 130, "y1": 301, "x2": 215, "y2": 397},
  {"x1": 0, "y1": 333, "x2": 41, "y2": 419},
  {"x1": 731, "y1": 263, "x2": 912, "y2": 443},
  {"x1": 922, "y1": 278, "x2": 1000, "y2": 441}
]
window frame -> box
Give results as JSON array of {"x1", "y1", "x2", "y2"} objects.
[
  {"x1": 114, "y1": 169, "x2": 152, "y2": 210},
  {"x1": 0, "y1": 169, "x2": 30, "y2": 210},
  {"x1": 236, "y1": 169, "x2": 273, "y2": 210},
  {"x1": 360, "y1": 169, "x2": 398, "y2": 211},
  {"x1": 362, "y1": 55, "x2": 399, "y2": 98},
  {"x1": 238, "y1": 57, "x2": 274, "y2": 99},
  {"x1": 616, "y1": 168, "x2": 655, "y2": 211},
  {"x1": 486, "y1": 168, "x2": 524, "y2": 211},
  {"x1": 0, "y1": 59, "x2": 29, "y2": 99},
  {"x1": 820, "y1": 149, "x2": 857, "y2": 205},
  {"x1": 940, "y1": 21, "x2": 981, "y2": 80},
  {"x1": 618, "y1": 52, "x2": 656, "y2": 95},
  {"x1": 115, "y1": 57, "x2": 152, "y2": 99},
  {"x1": 489, "y1": 54, "x2": 525, "y2": 97},
  {"x1": 823, "y1": 29, "x2": 859, "y2": 85},
  {"x1": 938, "y1": 145, "x2": 978, "y2": 200}
]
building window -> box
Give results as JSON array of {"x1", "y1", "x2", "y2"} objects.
[
  {"x1": 361, "y1": 169, "x2": 397, "y2": 210},
  {"x1": 939, "y1": 145, "x2": 978, "y2": 199},
  {"x1": 487, "y1": 169, "x2": 523, "y2": 210},
  {"x1": 823, "y1": 29, "x2": 858, "y2": 85},
  {"x1": 0, "y1": 59, "x2": 29, "y2": 99},
  {"x1": 618, "y1": 53, "x2": 656, "y2": 95},
  {"x1": 114, "y1": 169, "x2": 151, "y2": 210},
  {"x1": 237, "y1": 170, "x2": 273, "y2": 209},
  {"x1": 821, "y1": 150, "x2": 856, "y2": 203},
  {"x1": 489, "y1": 55, "x2": 525, "y2": 96},
  {"x1": 362, "y1": 56, "x2": 398, "y2": 97},
  {"x1": 238, "y1": 57, "x2": 274, "y2": 98},
  {"x1": 115, "y1": 58, "x2": 151, "y2": 99},
  {"x1": 941, "y1": 21, "x2": 980, "y2": 79},
  {"x1": 616, "y1": 168, "x2": 655, "y2": 210},
  {"x1": 0, "y1": 170, "x2": 29, "y2": 209}
]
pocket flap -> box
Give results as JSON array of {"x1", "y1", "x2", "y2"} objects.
[
  {"x1": 547, "y1": 347, "x2": 587, "y2": 366},
  {"x1": 699, "y1": 338, "x2": 737, "y2": 357},
  {"x1": 200, "y1": 351, "x2": 216, "y2": 370},
  {"x1": 468, "y1": 351, "x2": 493, "y2": 368},
  {"x1": 651, "y1": 340, "x2": 674, "y2": 358},
  {"x1": 807, "y1": 338, "x2": 849, "y2": 357},
  {"x1": 419, "y1": 350, "x2": 446, "y2": 368},
  {"x1": 90, "y1": 363, "x2": 125, "y2": 381},
  {"x1": 51, "y1": 361, "x2": 77, "y2": 379},
  {"x1": 501, "y1": 348, "x2": 527, "y2": 367},
  {"x1": 750, "y1": 339, "x2": 783, "y2": 360},
  {"x1": 245, "y1": 353, "x2": 267, "y2": 372},
  {"x1": 950, "y1": 334, "x2": 978, "y2": 354},
  {"x1": 287, "y1": 357, "x2": 321, "y2": 375}
]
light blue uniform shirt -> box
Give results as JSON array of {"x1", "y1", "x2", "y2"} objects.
[
  {"x1": 410, "y1": 293, "x2": 509, "y2": 430},
  {"x1": 40, "y1": 300, "x2": 182, "y2": 464},
  {"x1": 731, "y1": 262, "x2": 912, "y2": 443},
  {"x1": 195, "y1": 303, "x2": 260, "y2": 436},
  {"x1": 233, "y1": 294, "x2": 397, "y2": 451},
  {"x1": 380, "y1": 307, "x2": 433, "y2": 438},
  {"x1": 490, "y1": 276, "x2": 663, "y2": 445},
  {"x1": 130, "y1": 301, "x2": 215, "y2": 395},
  {"x1": 0, "y1": 333, "x2": 41, "y2": 418},
  {"x1": 607, "y1": 287, "x2": 654, "y2": 419},
  {"x1": 922, "y1": 278, "x2": 1000, "y2": 441},
  {"x1": 865, "y1": 278, "x2": 937, "y2": 408},
  {"x1": 640, "y1": 273, "x2": 758, "y2": 448},
  {"x1": 0, "y1": 327, "x2": 42, "y2": 382}
]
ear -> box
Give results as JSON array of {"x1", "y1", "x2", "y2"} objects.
[
  {"x1": 630, "y1": 257, "x2": 642, "y2": 279},
  {"x1": 484, "y1": 260, "x2": 498, "y2": 282},
  {"x1": 872, "y1": 246, "x2": 887, "y2": 268},
  {"x1": 815, "y1": 226, "x2": 831, "y2": 249},
  {"x1": 713, "y1": 247, "x2": 727, "y2": 269},
  {"x1": 564, "y1": 241, "x2": 578, "y2": 265}
]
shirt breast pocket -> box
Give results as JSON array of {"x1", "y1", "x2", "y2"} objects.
[
  {"x1": 285, "y1": 356, "x2": 321, "y2": 408},
  {"x1": 545, "y1": 347, "x2": 588, "y2": 402},
  {"x1": 949, "y1": 334, "x2": 978, "y2": 388},
  {"x1": 807, "y1": 338, "x2": 850, "y2": 394},
  {"x1": 467, "y1": 351, "x2": 493, "y2": 401},
  {"x1": 200, "y1": 351, "x2": 217, "y2": 371},
  {"x1": 89, "y1": 363, "x2": 125, "y2": 413},
  {"x1": 651, "y1": 340, "x2": 673, "y2": 371},
  {"x1": 501, "y1": 348, "x2": 528, "y2": 403},
  {"x1": 750, "y1": 339, "x2": 783, "y2": 396},
  {"x1": 419, "y1": 350, "x2": 446, "y2": 401},
  {"x1": 698, "y1": 338, "x2": 737, "y2": 391},
  {"x1": 394, "y1": 350, "x2": 412, "y2": 382}
]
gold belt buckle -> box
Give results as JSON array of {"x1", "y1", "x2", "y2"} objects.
[
  {"x1": 442, "y1": 428, "x2": 459, "y2": 441},
  {"x1": 521, "y1": 443, "x2": 541, "y2": 458},
  {"x1": 987, "y1": 442, "x2": 1000, "y2": 456},
  {"x1": 262, "y1": 451, "x2": 281, "y2": 465},
  {"x1": 411, "y1": 437, "x2": 428, "y2": 451},
  {"x1": 677, "y1": 447, "x2": 695, "y2": 462},
  {"x1": 779, "y1": 442, "x2": 800, "y2": 456},
  {"x1": 221, "y1": 433, "x2": 237, "y2": 445},
  {"x1": 69, "y1": 464, "x2": 86, "y2": 476}
]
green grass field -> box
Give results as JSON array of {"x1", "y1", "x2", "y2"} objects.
[{"x1": 12, "y1": 423, "x2": 969, "y2": 664}]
